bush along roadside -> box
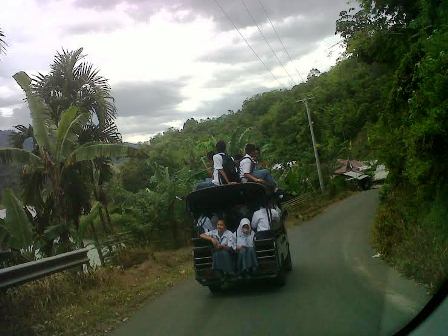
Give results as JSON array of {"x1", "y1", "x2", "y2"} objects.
[{"x1": 372, "y1": 184, "x2": 448, "y2": 292}]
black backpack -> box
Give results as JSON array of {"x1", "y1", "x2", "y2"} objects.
[{"x1": 219, "y1": 153, "x2": 241, "y2": 184}]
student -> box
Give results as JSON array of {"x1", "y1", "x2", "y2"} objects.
[
  {"x1": 200, "y1": 218, "x2": 235, "y2": 275},
  {"x1": 235, "y1": 218, "x2": 258, "y2": 274},
  {"x1": 251, "y1": 204, "x2": 280, "y2": 232},
  {"x1": 196, "y1": 140, "x2": 236, "y2": 190},
  {"x1": 239, "y1": 143, "x2": 276, "y2": 188},
  {"x1": 196, "y1": 214, "x2": 215, "y2": 233}
]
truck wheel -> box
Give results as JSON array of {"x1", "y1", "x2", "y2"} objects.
[
  {"x1": 285, "y1": 250, "x2": 292, "y2": 272},
  {"x1": 274, "y1": 268, "x2": 286, "y2": 287},
  {"x1": 208, "y1": 284, "x2": 222, "y2": 294}
]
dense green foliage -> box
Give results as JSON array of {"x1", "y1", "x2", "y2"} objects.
[{"x1": 337, "y1": 0, "x2": 448, "y2": 288}]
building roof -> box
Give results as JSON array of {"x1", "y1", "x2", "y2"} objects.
[{"x1": 334, "y1": 159, "x2": 368, "y2": 175}]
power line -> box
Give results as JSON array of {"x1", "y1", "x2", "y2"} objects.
[
  {"x1": 213, "y1": 0, "x2": 285, "y2": 88},
  {"x1": 239, "y1": 0, "x2": 296, "y2": 87},
  {"x1": 256, "y1": 0, "x2": 306, "y2": 83}
]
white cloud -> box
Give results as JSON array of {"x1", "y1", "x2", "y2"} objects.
[{"x1": 0, "y1": 0, "x2": 348, "y2": 141}]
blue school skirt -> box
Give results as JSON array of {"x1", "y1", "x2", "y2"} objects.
[
  {"x1": 212, "y1": 249, "x2": 234, "y2": 274},
  {"x1": 237, "y1": 247, "x2": 258, "y2": 273}
]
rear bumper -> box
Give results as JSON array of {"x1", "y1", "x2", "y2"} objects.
[{"x1": 195, "y1": 266, "x2": 280, "y2": 286}]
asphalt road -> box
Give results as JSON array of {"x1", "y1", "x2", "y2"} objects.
[{"x1": 111, "y1": 190, "x2": 429, "y2": 336}]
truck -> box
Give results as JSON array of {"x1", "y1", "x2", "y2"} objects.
[{"x1": 186, "y1": 183, "x2": 292, "y2": 293}]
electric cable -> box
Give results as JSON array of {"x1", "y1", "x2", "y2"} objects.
[
  {"x1": 213, "y1": 0, "x2": 286, "y2": 88},
  {"x1": 255, "y1": 0, "x2": 306, "y2": 83},
  {"x1": 240, "y1": 0, "x2": 296, "y2": 87}
]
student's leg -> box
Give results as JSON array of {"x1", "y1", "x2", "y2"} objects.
[
  {"x1": 213, "y1": 250, "x2": 234, "y2": 274},
  {"x1": 253, "y1": 169, "x2": 276, "y2": 186},
  {"x1": 195, "y1": 181, "x2": 215, "y2": 190},
  {"x1": 247, "y1": 247, "x2": 258, "y2": 271}
]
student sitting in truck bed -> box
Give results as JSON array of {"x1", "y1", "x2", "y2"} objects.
[
  {"x1": 235, "y1": 218, "x2": 257, "y2": 274},
  {"x1": 200, "y1": 218, "x2": 235, "y2": 275},
  {"x1": 196, "y1": 214, "x2": 215, "y2": 233},
  {"x1": 251, "y1": 204, "x2": 280, "y2": 237}
]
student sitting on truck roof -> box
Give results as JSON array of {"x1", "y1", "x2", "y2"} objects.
[
  {"x1": 196, "y1": 141, "x2": 238, "y2": 190},
  {"x1": 239, "y1": 143, "x2": 277, "y2": 189},
  {"x1": 235, "y1": 218, "x2": 257, "y2": 274},
  {"x1": 200, "y1": 218, "x2": 235, "y2": 275}
]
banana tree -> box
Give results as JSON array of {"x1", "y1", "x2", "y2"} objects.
[
  {"x1": 0, "y1": 72, "x2": 136, "y2": 253},
  {"x1": 228, "y1": 127, "x2": 253, "y2": 156},
  {"x1": 0, "y1": 189, "x2": 34, "y2": 265}
]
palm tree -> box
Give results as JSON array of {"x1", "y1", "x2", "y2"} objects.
[
  {"x1": 0, "y1": 72, "x2": 135, "y2": 253},
  {"x1": 31, "y1": 48, "x2": 120, "y2": 143},
  {"x1": 7, "y1": 48, "x2": 124, "y2": 250}
]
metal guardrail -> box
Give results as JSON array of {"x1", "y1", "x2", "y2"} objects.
[
  {"x1": 0, "y1": 248, "x2": 90, "y2": 289},
  {"x1": 282, "y1": 192, "x2": 315, "y2": 210}
]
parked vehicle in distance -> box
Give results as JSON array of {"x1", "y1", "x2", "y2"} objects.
[{"x1": 186, "y1": 183, "x2": 292, "y2": 293}]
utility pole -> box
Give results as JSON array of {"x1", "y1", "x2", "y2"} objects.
[{"x1": 297, "y1": 97, "x2": 325, "y2": 192}]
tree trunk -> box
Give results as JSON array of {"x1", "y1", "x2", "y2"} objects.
[
  {"x1": 104, "y1": 205, "x2": 113, "y2": 231},
  {"x1": 168, "y1": 201, "x2": 179, "y2": 248},
  {"x1": 98, "y1": 206, "x2": 109, "y2": 233}
]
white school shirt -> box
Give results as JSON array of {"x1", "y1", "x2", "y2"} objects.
[
  {"x1": 234, "y1": 218, "x2": 255, "y2": 248},
  {"x1": 197, "y1": 215, "x2": 214, "y2": 232},
  {"x1": 251, "y1": 207, "x2": 279, "y2": 232},
  {"x1": 205, "y1": 229, "x2": 235, "y2": 249},
  {"x1": 212, "y1": 153, "x2": 224, "y2": 185},
  {"x1": 239, "y1": 154, "x2": 254, "y2": 180}
]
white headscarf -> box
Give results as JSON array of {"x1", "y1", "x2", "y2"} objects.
[{"x1": 235, "y1": 217, "x2": 255, "y2": 248}]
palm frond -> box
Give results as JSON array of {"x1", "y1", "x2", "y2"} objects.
[
  {"x1": 67, "y1": 143, "x2": 137, "y2": 164},
  {"x1": 31, "y1": 48, "x2": 118, "y2": 134},
  {"x1": 13, "y1": 71, "x2": 55, "y2": 152},
  {"x1": 79, "y1": 122, "x2": 121, "y2": 144},
  {"x1": 56, "y1": 106, "x2": 89, "y2": 161},
  {"x1": 0, "y1": 148, "x2": 42, "y2": 166},
  {"x1": 237, "y1": 127, "x2": 253, "y2": 150},
  {"x1": 1, "y1": 189, "x2": 34, "y2": 250}
]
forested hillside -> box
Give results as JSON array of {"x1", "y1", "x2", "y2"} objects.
[{"x1": 119, "y1": 57, "x2": 390, "y2": 193}]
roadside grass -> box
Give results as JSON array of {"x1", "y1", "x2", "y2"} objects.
[
  {"x1": 0, "y1": 247, "x2": 193, "y2": 336},
  {"x1": 371, "y1": 185, "x2": 448, "y2": 292}
]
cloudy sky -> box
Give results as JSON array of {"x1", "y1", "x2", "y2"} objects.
[{"x1": 0, "y1": 0, "x2": 350, "y2": 142}]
